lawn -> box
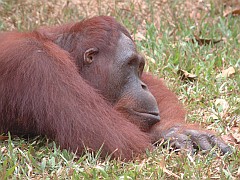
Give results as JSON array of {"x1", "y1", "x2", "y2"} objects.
[{"x1": 0, "y1": 0, "x2": 239, "y2": 179}]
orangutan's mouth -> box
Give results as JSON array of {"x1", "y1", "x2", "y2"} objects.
[{"x1": 132, "y1": 110, "x2": 160, "y2": 125}]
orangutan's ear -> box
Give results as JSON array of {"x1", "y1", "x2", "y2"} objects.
[{"x1": 83, "y1": 47, "x2": 99, "y2": 65}]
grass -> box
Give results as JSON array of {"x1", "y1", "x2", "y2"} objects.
[{"x1": 0, "y1": 0, "x2": 239, "y2": 179}]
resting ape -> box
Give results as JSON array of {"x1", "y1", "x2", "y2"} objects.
[{"x1": 0, "y1": 16, "x2": 230, "y2": 160}]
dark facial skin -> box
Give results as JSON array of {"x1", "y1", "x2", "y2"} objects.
[{"x1": 81, "y1": 33, "x2": 160, "y2": 131}]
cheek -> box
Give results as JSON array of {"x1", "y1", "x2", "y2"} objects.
[
  {"x1": 104, "y1": 64, "x2": 129, "y2": 98},
  {"x1": 81, "y1": 64, "x2": 109, "y2": 90}
]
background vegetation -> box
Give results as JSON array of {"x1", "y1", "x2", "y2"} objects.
[{"x1": 0, "y1": 0, "x2": 239, "y2": 179}]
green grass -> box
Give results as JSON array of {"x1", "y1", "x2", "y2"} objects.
[{"x1": 0, "y1": 0, "x2": 239, "y2": 179}]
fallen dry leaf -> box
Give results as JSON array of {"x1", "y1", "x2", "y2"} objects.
[
  {"x1": 134, "y1": 32, "x2": 146, "y2": 41},
  {"x1": 222, "y1": 133, "x2": 240, "y2": 148},
  {"x1": 221, "y1": 115, "x2": 239, "y2": 148},
  {"x1": 1, "y1": 147, "x2": 7, "y2": 153},
  {"x1": 0, "y1": 135, "x2": 8, "y2": 141},
  {"x1": 224, "y1": 8, "x2": 240, "y2": 17},
  {"x1": 222, "y1": 67, "x2": 236, "y2": 77},
  {"x1": 214, "y1": 99, "x2": 229, "y2": 118},
  {"x1": 216, "y1": 67, "x2": 235, "y2": 79},
  {"x1": 177, "y1": 69, "x2": 197, "y2": 82},
  {"x1": 221, "y1": 134, "x2": 237, "y2": 145},
  {"x1": 187, "y1": 35, "x2": 222, "y2": 46}
]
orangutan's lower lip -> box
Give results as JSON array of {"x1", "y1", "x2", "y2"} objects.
[{"x1": 133, "y1": 110, "x2": 160, "y2": 124}]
